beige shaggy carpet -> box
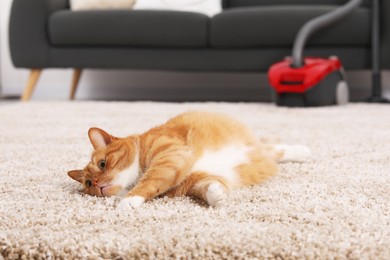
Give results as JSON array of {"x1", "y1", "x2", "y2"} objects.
[{"x1": 1, "y1": 101, "x2": 390, "y2": 259}]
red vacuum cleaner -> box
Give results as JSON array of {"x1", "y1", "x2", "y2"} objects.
[{"x1": 268, "y1": 0, "x2": 363, "y2": 107}]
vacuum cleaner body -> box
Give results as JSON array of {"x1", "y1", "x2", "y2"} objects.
[
  {"x1": 269, "y1": 57, "x2": 349, "y2": 107},
  {"x1": 268, "y1": 0, "x2": 362, "y2": 107}
]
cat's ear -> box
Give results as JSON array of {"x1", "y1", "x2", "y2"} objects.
[
  {"x1": 88, "y1": 127, "x2": 116, "y2": 150},
  {"x1": 68, "y1": 170, "x2": 84, "y2": 183}
]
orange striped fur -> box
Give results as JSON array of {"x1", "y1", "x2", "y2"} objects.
[{"x1": 68, "y1": 111, "x2": 283, "y2": 207}]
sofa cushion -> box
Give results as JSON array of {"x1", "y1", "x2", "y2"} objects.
[
  {"x1": 70, "y1": 0, "x2": 135, "y2": 11},
  {"x1": 134, "y1": 0, "x2": 222, "y2": 17},
  {"x1": 49, "y1": 10, "x2": 209, "y2": 47},
  {"x1": 223, "y1": 0, "x2": 370, "y2": 8},
  {"x1": 210, "y1": 6, "x2": 370, "y2": 48}
]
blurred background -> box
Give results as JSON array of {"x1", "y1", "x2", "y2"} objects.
[{"x1": 1, "y1": 0, "x2": 389, "y2": 101}]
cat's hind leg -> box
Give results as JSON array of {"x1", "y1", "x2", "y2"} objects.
[
  {"x1": 204, "y1": 182, "x2": 226, "y2": 207},
  {"x1": 166, "y1": 171, "x2": 229, "y2": 207},
  {"x1": 236, "y1": 148, "x2": 279, "y2": 187}
]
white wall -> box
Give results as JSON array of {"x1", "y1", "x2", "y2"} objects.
[{"x1": 1, "y1": 0, "x2": 389, "y2": 101}]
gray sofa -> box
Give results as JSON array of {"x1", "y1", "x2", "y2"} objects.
[{"x1": 9, "y1": 0, "x2": 388, "y2": 101}]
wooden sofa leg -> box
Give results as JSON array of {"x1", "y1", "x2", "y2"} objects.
[
  {"x1": 21, "y1": 69, "x2": 42, "y2": 101},
  {"x1": 70, "y1": 69, "x2": 82, "y2": 100}
]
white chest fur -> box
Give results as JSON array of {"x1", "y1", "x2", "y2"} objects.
[
  {"x1": 112, "y1": 154, "x2": 140, "y2": 189},
  {"x1": 191, "y1": 145, "x2": 250, "y2": 186}
]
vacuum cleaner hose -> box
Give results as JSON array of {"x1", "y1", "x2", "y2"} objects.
[{"x1": 292, "y1": 0, "x2": 363, "y2": 68}]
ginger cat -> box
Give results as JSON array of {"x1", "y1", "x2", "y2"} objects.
[{"x1": 68, "y1": 111, "x2": 310, "y2": 210}]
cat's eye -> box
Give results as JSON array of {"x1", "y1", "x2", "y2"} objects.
[
  {"x1": 85, "y1": 180, "x2": 92, "y2": 188},
  {"x1": 98, "y1": 160, "x2": 106, "y2": 170}
]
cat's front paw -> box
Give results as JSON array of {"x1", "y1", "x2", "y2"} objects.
[{"x1": 118, "y1": 196, "x2": 145, "y2": 212}]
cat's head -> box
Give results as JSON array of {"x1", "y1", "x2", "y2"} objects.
[{"x1": 68, "y1": 128, "x2": 139, "y2": 197}]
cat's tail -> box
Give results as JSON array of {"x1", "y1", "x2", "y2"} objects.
[{"x1": 274, "y1": 144, "x2": 312, "y2": 162}]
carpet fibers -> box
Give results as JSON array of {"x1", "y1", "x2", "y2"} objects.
[{"x1": 1, "y1": 102, "x2": 390, "y2": 259}]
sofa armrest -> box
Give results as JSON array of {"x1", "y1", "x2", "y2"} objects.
[{"x1": 9, "y1": 0, "x2": 68, "y2": 68}]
